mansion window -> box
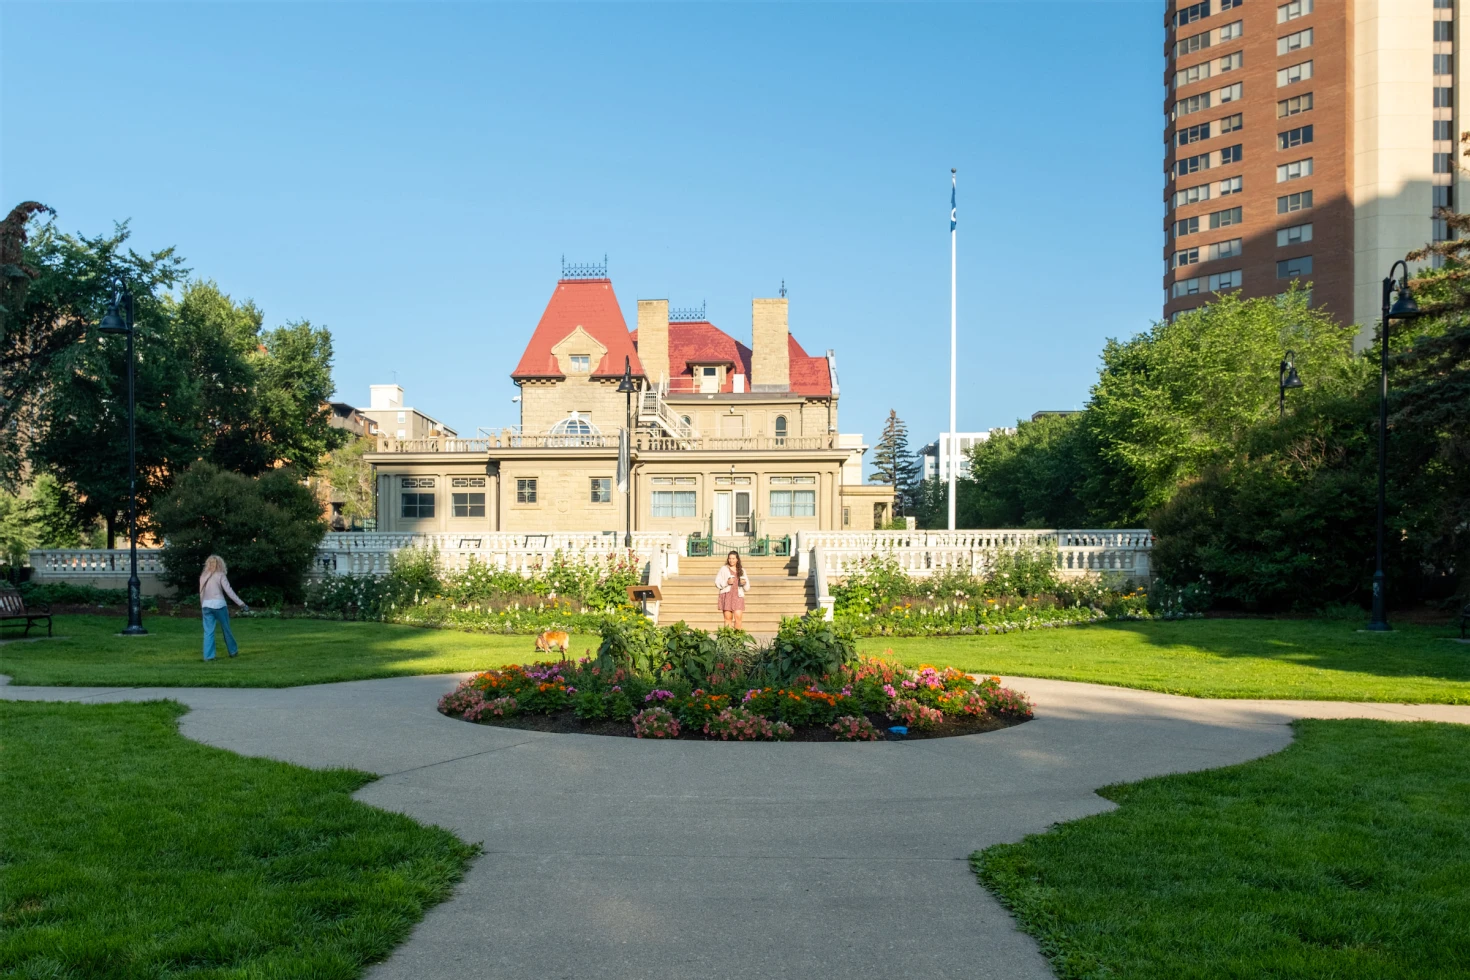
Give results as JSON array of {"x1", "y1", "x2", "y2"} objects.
[
  {"x1": 774, "y1": 415, "x2": 788, "y2": 444},
  {"x1": 452, "y1": 492, "x2": 485, "y2": 518},
  {"x1": 770, "y1": 490, "x2": 816, "y2": 518},
  {"x1": 651, "y1": 490, "x2": 697, "y2": 518},
  {"x1": 590, "y1": 477, "x2": 612, "y2": 503},
  {"x1": 516, "y1": 478, "x2": 538, "y2": 504},
  {"x1": 569, "y1": 354, "x2": 591, "y2": 372},
  {"x1": 401, "y1": 493, "x2": 435, "y2": 519}
]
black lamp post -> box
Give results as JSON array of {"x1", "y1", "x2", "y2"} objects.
[
  {"x1": 1367, "y1": 261, "x2": 1423, "y2": 632},
  {"x1": 616, "y1": 355, "x2": 638, "y2": 548},
  {"x1": 1278, "y1": 350, "x2": 1304, "y2": 419},
  {"x1": 98, "y1": 287, "x2": 147, "y2": 636}
]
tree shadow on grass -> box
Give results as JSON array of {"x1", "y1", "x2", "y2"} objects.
[{"x1": 1097, "y1": 618, "x2": 1470, "y2": 683}]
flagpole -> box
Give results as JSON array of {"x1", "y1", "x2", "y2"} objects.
[{"x1": 948, "y1": 168, "x2": 957, "y2": 531}]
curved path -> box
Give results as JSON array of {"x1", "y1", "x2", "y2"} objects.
[{"x1": 6, "y1": 672, "x2": 1470, "y2": 980}]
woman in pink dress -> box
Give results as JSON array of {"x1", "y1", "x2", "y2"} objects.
[{"x1": 715, "y1": 550, "x2": 750, "y2": 629}]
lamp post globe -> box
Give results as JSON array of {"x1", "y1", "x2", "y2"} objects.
[
  {"x1": 1278, "y1": 350, "x2": 1304, "y2": 419},
  {"x1": 1368, "y1": 262, "x2": 1423, "y2": 632}
]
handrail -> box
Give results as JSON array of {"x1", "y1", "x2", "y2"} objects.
[{"x1": 813, "y1": 545, "x2": 834, "y2": 621}]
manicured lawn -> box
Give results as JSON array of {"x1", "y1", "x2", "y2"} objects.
[
  {"x1": 864, "y1": 619, "x2": 1470, "y2": 703},
  {"x1": 974, "y1": 719, "x2": 1470, "y2": 980},
  {"x1": 0, "y1": 699, "x2": 477, "y2": 977},
  {"x1": 6, "y1": 615, "x2": 1469, "y2": 703},
  {"x1": 0, "y1": 614, "x2": 597, "y2": 688}
]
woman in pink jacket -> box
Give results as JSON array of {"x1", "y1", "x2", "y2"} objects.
[
  {"x1": 199, "y1": 555, "x2": 249, "y2": 661},
  {"x1": 715, "y1": 550, "x2": 750, "y2": 629}
]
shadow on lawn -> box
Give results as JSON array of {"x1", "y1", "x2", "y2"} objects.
[{"x1": 1098, "y1": 618, "x2": 1470, "y2": 682}]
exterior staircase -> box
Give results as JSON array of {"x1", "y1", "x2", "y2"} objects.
[
  {"x1": 655, "y1": 555, "x2": 815, "y2": 634},
  {"x1": 638, "y1": 381, "x2": 698, "y2": 444}
]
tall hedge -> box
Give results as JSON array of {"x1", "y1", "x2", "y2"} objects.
[{"x1": 154, "y1": 463, "x2": 326, "y2": 601}]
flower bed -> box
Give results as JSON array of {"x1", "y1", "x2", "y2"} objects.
[{"x1": 438, "y1": 617, "x2": 1034, "y2": 742}]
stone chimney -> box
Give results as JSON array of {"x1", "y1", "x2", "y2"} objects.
[
  {"x1": 750, "y1": 297, "x2": 789, "y2": 391},
  {"x1": 637, "y1": 299, "x2": 670, "y2": 385}
]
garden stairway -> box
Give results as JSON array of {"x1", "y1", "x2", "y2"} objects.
[{"x1": 654, "y1": 555, "x2": 816, "y2": 633}]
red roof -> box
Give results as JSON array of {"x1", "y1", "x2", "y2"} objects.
[
  {"x1": 631, "y1": 320, "x2": 831, "y2": 396},
  {"x1": 512, "y1": 279, "x2": 645, "y2": 381}
]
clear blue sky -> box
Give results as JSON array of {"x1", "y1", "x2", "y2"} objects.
[{"x1": 2, "y1": 2, "x2": 1165, "y2": 457}]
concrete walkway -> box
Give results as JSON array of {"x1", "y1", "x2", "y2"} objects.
[{"x1": 5, "y1": 673, "x2": 1470, "y2": 980}]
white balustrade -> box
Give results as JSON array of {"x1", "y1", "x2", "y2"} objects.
[
  {"x1": 797, "y1": 529, "x2": 1153, "y2": 584},
  {"x1": 29, "y1": 549, "x2": 167, "y2": 577}
]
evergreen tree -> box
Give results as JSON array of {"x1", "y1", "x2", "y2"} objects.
[{"x1": 869, "y1": 410, "x2": 919, "y2": 516}]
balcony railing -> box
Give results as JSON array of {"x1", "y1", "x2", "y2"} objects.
[{"x1": 374, "y1": 432, "x2": 836, "y2": 453}]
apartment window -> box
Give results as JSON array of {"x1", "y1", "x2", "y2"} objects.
[
  {"x1": 1176, "y1": 1, "x2": 1209, "y2": 28},
  {"x1": 1174, "y1": 183, "x2": 1211, "y2": 207},
  {"x1": 1172, "y1": 275, "x2": 1205, "y2": 298},
  {"x1": 1278, "y1": 28, "x2": 1313, "y2": 54},
  {"x1": 1175, "y1": 92, "x2": 1212, "y2": 117},
  {"x1": 1278, "y1": 125, "x2": 1314, "y2": 149},
  {"x1": 451, "y1": 492, "x2": 485, "y2": 518},
  {"x1": 1209, "y1": 237, "x2": 1243, "y2": 260},
  {"x1": 1219, "y1": 112, "x2": 1243, "y2": 134},
  {"x1": 401, "y1": 493, "x2": 435, "y2": 519},
  {"x1": 1277, "y1": 158, "x2": 1313, "y2": 181},
  {"x1": 1435, "y1": 152, "x2": 1456, "y2": 173},
  {"x1": 1174, "y1": 247, "x2": 1201, "y2": 268},
  {"x1": 1174, "y1": 215, "x2": 1201, "y2": 237},
  {"x1": 1219, "y1": 20, "x2": 1243, "y2": 41},
  {"x1": 1278, "y1": 92, "x2": 1314, "y2": 117},
  {"x1": 1220, "y1": 144, "x2": 1243, "y2": 164},
  {"x1": 1435, "y1": 120, "x2": 1455, "y2": 140},
  {"x1": 1218, "y1": 82, "x2": 1243, "y2": 103},
  {"x1": 1175, "y1": 62, "x2": 1211, "y2": 88},
  {"x1": 1178, "y1": 122, "x2": 1212, "y2": 145},
  {"x1": 590, "y1": 477, "x2": 612, "y2": 503},
  {"x1": 1176, "y1": 29, "x2": 1211, "y2": 56},
  {"x1": 1436, "y1": 87, "x2": 1455, "y2": 107},
  {"x1": 1277, "y1": 190, "x2": 1314, "y2": 212},
  {"x1": 396, "y1": 411, "x2": 407, "y2": 424},
  {"x1": 1277, "y1": 61, "x2": 1313, "y2": 86},
  {"x1": 1218, "y1": 175, "x2": 1243, "y2": 195},
  {"x1": 1276, "y1": 256, "x2": 1314, "y2": 278},
  {"x1": 1435, "y1": 21, "x2": 1454, "y2": 41},
  {"x1": 1277, "y1": 0, "x2": 1312, "y2": 23},
  {"x1": 1436, "y1": 0, "x2": 1453, "y2": 9},
  {"x1": 1177, "y1": 152, "x2": 1212, "y2": 177},
  {"x1": 650, "y1": 490, "x2": 697, "y2": 518},
  {"x1": 1209, "y1": 205, "x2": 1243, "y2": 229},
  {"x1": 1218, "y1": 51, "x2": 1243, "y2": 72},
  {"x1": 1434, "y1": 186, "x2": 1455, "y2": 209},
  {"x1": 1277, "y1": 222, "x2": 1313, "y2": 246},
  {"x1": 516, "y1": 478, "x2": 537, "y2": 504},
  {"x1": 1435, "y1": 54, "x2": 1454, "y2": 76},
  {"x1": 769, "y1": 490, "x2": 816, "y2": 518},
  {"x1": 1209, "y1": 269, "x2": 1243, "y2": 291}
]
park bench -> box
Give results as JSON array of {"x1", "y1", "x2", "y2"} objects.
[{"x1": 0, "y1": 584, "x2": 52, "y2": 638}]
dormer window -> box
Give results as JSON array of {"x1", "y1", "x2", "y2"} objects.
[
  {"x1": 698, "y1": 365, "x2": 720, "y2": 393},
  {"x1": 569, "y1": 354, "x2": 591, "y2": 373}
]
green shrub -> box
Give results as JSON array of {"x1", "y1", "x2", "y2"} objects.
[
  {"x1": 758, "y1": 612, "x2": 858, "y2": 684},
  {"x1": 17, "y1": 581, "x2": 159, "y2": 611},
  {"x1": 154, "y1": 462, "x2": 326, "y2": 602}
]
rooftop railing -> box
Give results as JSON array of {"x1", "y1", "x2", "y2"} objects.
[{"x1": 374, "y1": 432, "x2": 836, "y2": 453}]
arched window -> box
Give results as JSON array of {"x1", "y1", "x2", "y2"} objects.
[
  {"x1": 548, "y1": 412, "x2": 601, "y2": 446},
  {"x1": 774, "y1": 415, "x2": 788, "y2": 445}
]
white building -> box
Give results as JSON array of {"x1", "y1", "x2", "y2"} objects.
[{"x1": 920, "y1": 430, "x2": 1015, "y2": 482}]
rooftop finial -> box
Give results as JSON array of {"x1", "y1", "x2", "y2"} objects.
[{"x1": 779, "y1": 279, "x2": 787, "y2": 298}]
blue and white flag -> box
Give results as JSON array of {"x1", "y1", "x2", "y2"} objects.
[{"x1": 950, "y1": 171, "x2": 957, "y2": 232}]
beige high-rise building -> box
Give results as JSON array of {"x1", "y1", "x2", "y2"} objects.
[{"x1": 1162, "y1": 0, "x2": 1459, "y2": 343}]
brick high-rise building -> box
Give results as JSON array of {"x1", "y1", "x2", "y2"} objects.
[{"x1": 1162, "y1": 0, "x2": 1459, "y2": 344}]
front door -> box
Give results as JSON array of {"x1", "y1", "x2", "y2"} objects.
[
  {"x1": 714, "y1": 491, "x2": 732, "y2": 534},
  {"x1": 734, "y1": 491, "x2": 751, "y2": 534}
]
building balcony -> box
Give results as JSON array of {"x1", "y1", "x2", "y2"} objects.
[{"x1": 373, "y1": 432, "x2": 838, "y2": 454}]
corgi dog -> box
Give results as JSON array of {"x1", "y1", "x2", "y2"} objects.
[{"x1": 535, "y1": 630, "x2": 570, "y2": 655}]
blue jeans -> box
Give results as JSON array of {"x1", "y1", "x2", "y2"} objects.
[{"x1": 202, "y1": 605, "x2": 238, "y2": 660}]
